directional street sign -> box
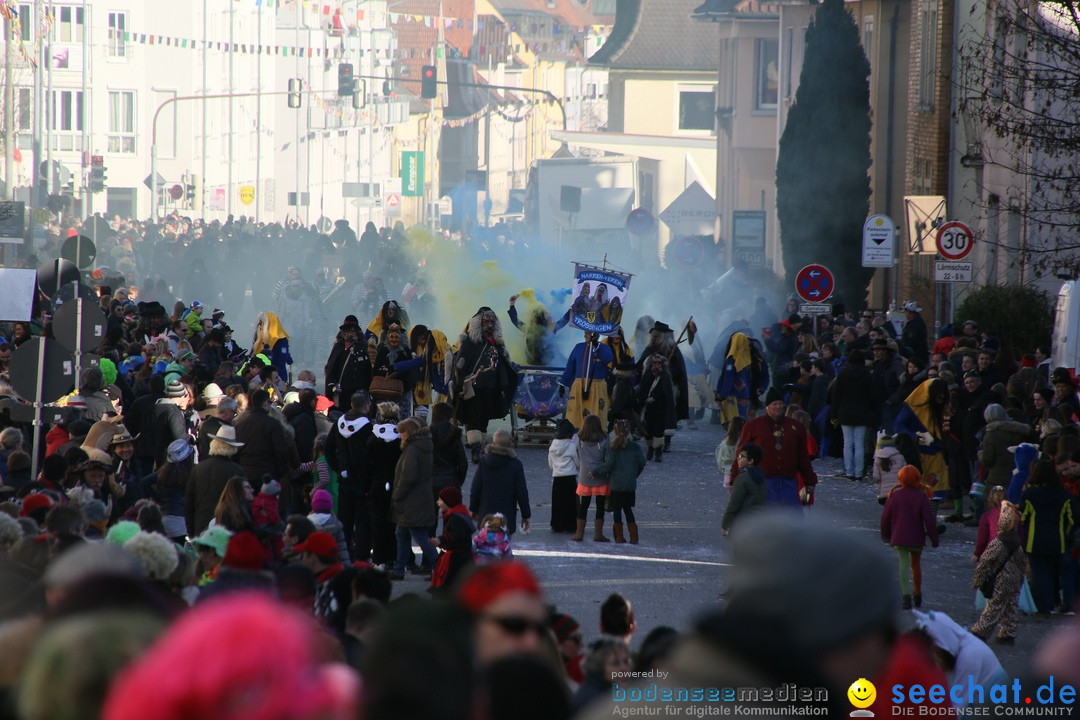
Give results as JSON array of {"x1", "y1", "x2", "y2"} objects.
[
  {"x1": 862, "y1": 214, "x2": 896, "y2": 268},
  {"x1": 936, "y1": 221, "x2": 974, "y2": 261},
  {"x1": 795, "y1": 264, "x2": 835, "y2": 302}
]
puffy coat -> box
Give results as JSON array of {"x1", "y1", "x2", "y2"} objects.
[
  {"x1": 548, "y1": 436, "x2": 579, "y2": 477},
  {"x1": 979, "y1": 420, "x2": 1033, "y2": 489},
  {"x1": 235, "y1": 405, "x2": 293, "y2": 483}
]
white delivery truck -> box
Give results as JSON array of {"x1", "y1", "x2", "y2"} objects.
[{"x1": 1052, "y1": 280, "x2": 1080, "y2": 374}]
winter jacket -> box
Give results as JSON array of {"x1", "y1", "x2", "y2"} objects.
[
  {"x1": 235, "y1": 405, "x2": 293, "y2": 483},
  {"x1": 974, "y1": 506, "x2": 1002, "y2": 559},
  {"x1": 152, "y1": 400, "x2": 190, "y2": 468},
  {"x1": 548, "y1": 436, "x2": 580, "y2": 477},
  {"x1": 873, "y1": 446, "x2": 905, "y2": 501},
  {"x1": 392, "y1": 427, "x2": 436, "y2": 528},
  {"x1": 881, "y1": 486, "x2": 940, "y2": 548},
  {"x1": 979, "y1": 420, "x2": 1033, "y2": 489},
  {"x1": 430, "y1": 420, "x2": 467, "y2": 492},
  {"x1": 184, "y1": 311, "x2": 204, "y2": 339},
  {"x1": 576, "y1": 438, "x2": 610, "y2": 488},
  {"x1": 1019, "y1": 485, "x2": 1077, "y2": 555},
  {"x1": 309, "y1": 512, "x2": 351, "y2": 564},
  {"x1": 592, "y1": 442, "x2": 647, "y2": 494},
  {"x1": 284, "y1": 403, "x2": 318, "y2": 464},
  {"x1": 185, "y1": 454, "x2": 247, "y2": 536},
  {"x1": 830, "y1": 363, "x2": 876, "y2": 427},
  {"x1": 721, "y1": 466, "x2": 767, "y2": 532},
  {"x1": 469, "y1": 445, "x2": 531, "y2": 535},
  {"x1": 1006, "y1": 443, "x2": 1040, "y2": 505}
]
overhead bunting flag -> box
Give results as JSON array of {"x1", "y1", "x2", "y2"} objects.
[{"x1": 569, "y1": 263, "x2": 631, "y2": 335}]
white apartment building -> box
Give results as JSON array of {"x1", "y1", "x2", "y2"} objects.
[{"x1": 7, "y1": 0, "x2": 405, "y2": 224}]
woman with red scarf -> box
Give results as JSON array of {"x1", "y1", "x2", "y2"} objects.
[{"x1": 429, "y1": 486, "x2": 476, "y2": 591}]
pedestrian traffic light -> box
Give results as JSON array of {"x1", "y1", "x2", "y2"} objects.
[
  {"x1": 89, "y1": 155, "x2": 106, "y2": 193},
  {"x1": 287, "y1": 78, "x2": 302, "y2": 108},
  {"x1": 421, "y1": 65, "x2": 437, "y2": 99},
  {"x1": 338, "y1": 63, "x2": 354, "y2": 97},
  {"x1": 188, "y1": 174, "x2": 202, "y2": 212}
]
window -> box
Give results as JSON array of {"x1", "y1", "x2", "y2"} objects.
[
  {"x1": 18, "y1": 4, "x2": 31, "y2": 42},
  {"x1": 863, "y1": 15, "x2": 874, "y2": 65},
  {"x1": 49, "y1": 90, "x2": 83, "y2": 132},
  {"x1": 108, "y1": 91, "x2": 136, "y2": 153},
  {"x1": 52, "y1": 5, "x2": 84, "y2": 43},
  {"x1": 918, "y1": 4, "x2": 938, "y2": 109},
  {"x1": 17, "y1": 88, "x2": 31, "y2": 130},
  {"x1": 108, "y1": 12, "x2": 127, "y2": 58},
  {"x1": 755, "y1": 38, "x2": 779, "y2": 110},
  {"x1": 678, "y1": 89, "x2": 715, "y2": 132}
]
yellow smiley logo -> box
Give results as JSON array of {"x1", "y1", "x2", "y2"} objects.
[{"x1": 847, "y1": 678, "x2": 876, "y2": 709}]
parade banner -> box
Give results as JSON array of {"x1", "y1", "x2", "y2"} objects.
[{"x1": 569, "y1": 263, "x2": 631, "y2": 334}]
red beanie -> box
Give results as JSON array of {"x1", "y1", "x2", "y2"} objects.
[
  {"x1": 20, "y1": 493, "x2": 54, "y2": 518},
  {"x1": 223, "y1": 531, "x2": 266, "y2": 571},
  {"x1": 458, "y1": 561, "x2": 541, "y2": 613},
  {"x1": 438, "y1": 486, "x2": 462, "y2": 508}
]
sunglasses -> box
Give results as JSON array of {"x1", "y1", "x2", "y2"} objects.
[{"x1": 485, "y1": 614, "x2": 548, "y2": 637}]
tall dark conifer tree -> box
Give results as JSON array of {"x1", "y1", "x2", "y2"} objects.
[{"x1": 776, "y1": 0, "x2": 872, "y2": 310}]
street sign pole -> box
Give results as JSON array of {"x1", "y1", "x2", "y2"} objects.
[{"x1": 29, "y1": 337, "x2": 47, "y2": 484}]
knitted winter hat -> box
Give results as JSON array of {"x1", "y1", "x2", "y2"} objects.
[
  {"x1": 549, "y1": 613, "x2": 580, "y2": 643},
  {"x1": 458, "y1": 561, "x2": 542, "y2": 614},
  {"x1": 764, "y1": 386, "x2": 784, "y2": 406},
  {"x1": 311, "y1": 489, "x2": 333, "y2": 513},
  {"x1": 223, "y1": 531, "x2": 266, "y2": 571},
  {"x1": 897, "y1": 465, "x2": 922, "y2": 488},
  {"x1": 260, "y1": 477, "x2": 281, "y2": 496},
  {"x1": 438, "y1": 486, "x2": 462, "y2": 508}
]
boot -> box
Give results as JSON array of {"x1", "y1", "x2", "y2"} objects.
[
  {"x1": 471, "y1": 445, "x2": 481, "y2": 464},
  {"x1": 902, "y1": 595, "x2": 913, "y2": 610},
  {"x1": 593, "y1": 517, "x2": 610, "y2": 542},
  {"x1": 612, "y1": 522, "x2": 626, "y2": 543},
  {"x1": 571, "y1": 518, "x2": 586, "y2": 542},
  {"x1": 628, "y1": 522, "x2": 639, "y2": 544},
  {"x1": 913, "y1": 594, "x2": 922, "y2": 609},
  {"x1": 646, "y1": 446, "x2": 654, "y2": 460},
  {"x1": 664, "y1": 435, "x2": 672, "y2": 451},
  {"x1": 466, "y1": 430, "x2": 484, "y2": 464},
  {"x1": 653, "y1": 446, "x2": 663, "y2": 463}
]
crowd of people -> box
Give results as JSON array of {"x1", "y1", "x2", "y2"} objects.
[{"x1": 2, "y1": 208, "x2": 1080, "y2": 716}]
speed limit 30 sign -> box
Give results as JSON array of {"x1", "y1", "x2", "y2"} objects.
[{"x1": 936, "y1": 221, "x2": 974, "y2": 261}]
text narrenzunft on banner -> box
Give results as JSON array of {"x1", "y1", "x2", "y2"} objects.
[{"x1": 569, "y1": 263, "x2": 632, "y2": 335}]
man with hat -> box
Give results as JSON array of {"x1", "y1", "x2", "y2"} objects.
[
  {"x1": 294, "y1": 530, "x2": 354, "y2": 637},
  {"x1": 152, "y1": 377, "x2": 192, "y2": 469},
  {"x1": 730, "y1": 386, "x2": 817, "y2": 506},
  {"x1": 453, "y1": 307, "x2": 519, "y2": 463},
  {"x1": 197, "y1": 389, "x2": 238, "y2": 461},
  {"x1": 870, "y1": 338, "x2": 901, "y2": 437},
  {"x1": 186, "y1": 427, "x2": 245, "y2": 536},
  {"x1": 196, "y1": 327, "x2": 227, "y2": 379},
  {"x1": 634, "y1": 320, "x2": 689, "y2": 452},
  {"x1": 69, "y1": 457, "x2": 120, "y2": 519},
  {"x1": 457, "y1": 561, "x2": 547, "y2": 664},
  {"x1": 110, "y1": 425, "x2": 149, "y2": 518},
  {"x1": 901, "y1": 301, "x2": 928, "y2": 362},
  {"x1": 1052, "y1": 367, "x2": 1080, "y2": 422},
  {"x1": 191, "y1": 526, "x2": 233, "y2": 585},
  {"x1": 550, "y1": 611, "x2": 585, "y2": 685},
  {"x1": 324, "y1": 315, "x2": 373, "y2": 412}
]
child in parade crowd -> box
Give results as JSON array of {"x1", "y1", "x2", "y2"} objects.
[
  {"x1": 881, "y1": 465, "x2": 940, "y2": 609},
  {"x1": 715, "y1": 416, "x2": 745, "y2": 495},
  {"x1": 473, "y1": 513, "x2": 513, "y2": 565}
]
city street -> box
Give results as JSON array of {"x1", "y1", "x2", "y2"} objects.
[{"x1": 391, "y1": 415, "x2": 1069, "y2": 678}]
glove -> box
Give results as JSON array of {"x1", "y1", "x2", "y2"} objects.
[{"x1": 916, "y1": 431, "x2": 934, "y2": 447}]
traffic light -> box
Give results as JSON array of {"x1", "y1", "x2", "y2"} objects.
[
  {"x1": 421, "y1": 65, "x2": 437, "y2": 99},
  {"x1": 287, "y1": 78, "x2": 302, "y2": 108},
  {"x1": 188, "y1": 174, "x2": 202, "y2": 212},
  {"x1": 337, "y1": 63, "x2": 354, "y2": 97},
  {"x1": 89, "y1": 155, "x2": 106, "y2": 193}
]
